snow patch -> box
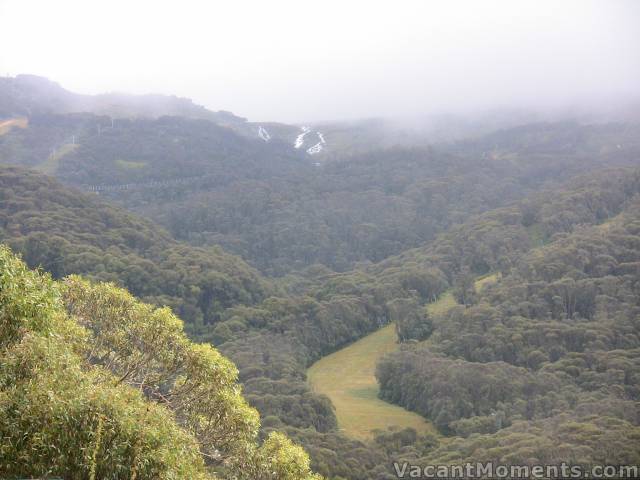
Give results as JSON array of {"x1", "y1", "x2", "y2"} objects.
[
  {"x1": 258, "y1": 126, "x2": 271, "y2": 142},
  {"x1": 306, "y1": 131, "x2": 326, "y2": 155},
  {"x1": 294, "y1": 126, "x2": 311, "y2": 149},
  {"x1": 306, "y1": 143, "x2": 323, "y2": 154}
]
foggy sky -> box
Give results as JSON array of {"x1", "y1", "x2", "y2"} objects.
[{"x1": 0, "y1": 0, "x2": 639, "y2": 123}]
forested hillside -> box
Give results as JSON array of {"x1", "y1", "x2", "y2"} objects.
[
  {"x1": 103, "y1": 121, "x2": 640, "y2": 274},
  {"x1": 369, "y1": 165, "x2": 640, "y2": 280},
  {"x1": 3, "y1": 106, "x2": 639, "y2": 275},
  {"x1": 0, "y1": 74, "x2": 249, "y2": 126},
  {"x1": 376, "y1": 169, "x2": 640, "y2": 465},
  {"x1": 202, "y1": 167, "x2": 640, "y2": 477},
  {"x1": 0, "y1": 167, "x2": 271, "y2": 329},
  {"x1": 117, "y1": 120, "x2": 639, "y2": 275}
]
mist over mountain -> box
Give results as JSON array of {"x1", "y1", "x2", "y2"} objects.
[
  {"x1": 2, "y1": 74, "x2": 639, "y2": 163},
  {"x1": 2, "y1": 1, "x2": 639, "y2": 122},
  {"x1": 0, "y1": 74, "x2": 250, "y2": 128}
]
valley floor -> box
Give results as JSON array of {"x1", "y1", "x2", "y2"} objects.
[
  {"x1": 307, "y1": 322, "x2": 434, "y2": 440},
  {"x1": 307, "y1": 274, "x2": 499, "y2": 441}
]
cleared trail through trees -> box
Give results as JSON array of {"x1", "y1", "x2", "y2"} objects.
[
  {"x1": 307, "y1": 322, "x2": 433, "y2": 441},
  {"x1": 307, "y1": 273, "x2": 499, "y2": 441}
]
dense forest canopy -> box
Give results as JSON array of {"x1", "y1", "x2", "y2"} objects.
[
  {"x1": 376, "y1": 199, "x2": 640, "y2": 464},
  {"x1": 0, "y1": 166, "x2": 272, "y2": 330}
]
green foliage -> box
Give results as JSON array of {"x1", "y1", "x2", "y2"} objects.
[
  {"x1": 0, "y1": 245, "x2": 212, "y2": 479},
  {"x1": 61, "y1": 276, "x2": 261, "y2": 465},
  {"x1": 249, "y1": 432, "x2": 322, "y2": 480},
  {"x1": 0, "y1": 242, "x2": 59, "y2": 348},
  {"x1": 0, "y1": 246, "x2": 322, "y2": 479},
  {"x1": 389, "y1": 296, "x2": 433, "y2": 342}
]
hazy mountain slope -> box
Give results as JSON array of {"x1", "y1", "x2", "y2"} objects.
[
  {"x1": 0, "y1": 112, "x2": 308, "y2": 183},
  {"x1": 2, "y1": 105, "x2": 638, "y2": 277},
  {"x1": 125, "y1": 121, "x2": 640, "y2": 274},
  {"x1": 0, "y1": 166, "x2": 272, "y2": 327},
  {"x1": 0, "y1": 74, "x2": 247, "y2": 124},
  {"x1": 9, "y1": 75, "x2": 637, "y2": 163},
  {"x1": 0, "y1": 75, "x2": 305, "y2": 145}
]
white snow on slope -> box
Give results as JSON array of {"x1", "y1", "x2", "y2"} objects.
[
  {"x1": 294, "y1": 126, "x2": 311, "y2": 149},
  {"x1": 306, "y1": 131, "x2": 326, "y2": 155},
  {"x1": 306, "y1": 143, "x2": 322, "y2": 154},
  {"x1": 258, "y1": 126, "x2": 271, "y2": 142}
]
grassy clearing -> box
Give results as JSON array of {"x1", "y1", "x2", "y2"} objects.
[
  {"x1": 426, "y1": 290, "x2": 456, "y2": 316},
  {"x1": 307, "y1": 273, "x2": 503, "y2": 440},
  {"x1": 38, "y1": 144, "x2": 78, "y2": 174},
  {"x1": 307, "y1": 323, "x2": 434, "y2": 441},
  {"x1": 0, "y1": 117, "x2": 28, "y2": 135},
  {"x1": 474, "y1": 272, "x2": 501, "y2": 292},
  {"x1": 116, "y1": 159, "x2": 147, "y2": 169}
]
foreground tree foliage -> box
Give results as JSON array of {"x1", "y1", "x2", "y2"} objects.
[{"x1": 0, "y1": 246, "x2": 321, "y2": 479}]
